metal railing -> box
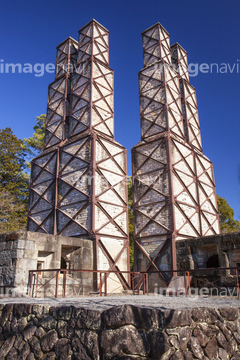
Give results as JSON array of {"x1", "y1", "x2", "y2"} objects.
[
  {"x1": 29, "y1": 269, "x2": 151, "y2": 298},
  {"x1": 28, "y1": 267, "x2": 240, "y2": 299}
]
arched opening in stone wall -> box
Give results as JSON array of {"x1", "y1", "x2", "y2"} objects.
[{"x1": 206, "y1": 254, "x2": 219, "y2": 268}]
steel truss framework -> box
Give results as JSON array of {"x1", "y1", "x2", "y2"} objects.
[
  {"x1": 132, "y1": 23, "x2": 220, "y2": 280},
  {"x1": 28, "y1": 20, "x2": 130, "y2": 291}
]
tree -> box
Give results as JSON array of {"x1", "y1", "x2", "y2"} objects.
[
  {"x1": 128, "y1": 176, "x2": 134, "y2": 269},
  {"x1": 24, "y1": 114, "x2": 46, "y2": 166},
  {"x1": 217, "y1": 195, "x2": 240, "y2": 233},
  {"x1": 0, "y1": 189, "x2": 27, "y2": 232},
  {"x1": 0, "y1": 128, "x2": 29, "y2": 232}
]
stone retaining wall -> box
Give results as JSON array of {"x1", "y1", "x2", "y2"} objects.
[{"x1": 0, "y1": 304, "x2": 240, "y2": 359}]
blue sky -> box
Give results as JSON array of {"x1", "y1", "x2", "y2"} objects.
[{"x1": 0, "y1": 0, "x2": 240, "y2": 220}]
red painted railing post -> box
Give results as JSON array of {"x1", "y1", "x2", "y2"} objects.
[
  {"x1": 104, "y1": 272, "x2": 107, "y2": 296},
  {"x1": 100, "y1": 272, "x2": 102, "y2": 297},
  {"x1": 35, "y1": 272, "x2": 39, "y2": 298},
  {"x1": 29, "y1": 271, "x2": 33, "y2": 297},
  {"x1": 146, "y1": 273, "x2": 149, "y2": 295},
  {"x1": 55, "y1": 270, "x2": 60, "y2": 298},
  {"x1": 63, "y1": 270, "x2": 67, "y2": 298}
]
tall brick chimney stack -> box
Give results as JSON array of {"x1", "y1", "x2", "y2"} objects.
[
  {"x1": 28, "y1": 20, "x2": 130, "y2": 291},
  {"x1": 132, "y1": 23, "x2": 220, "y2": 286}
]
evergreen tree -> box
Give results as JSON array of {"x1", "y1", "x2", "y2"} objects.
[
  {"x1": 24, "y1": 114, "x2": 46, "y2": 166},
  {"x1": 0, "y1": 128, "x2": 29, "y2": 232},
  {"x1": 217, "y1": 195, "x2": 240, "y2": 233}
]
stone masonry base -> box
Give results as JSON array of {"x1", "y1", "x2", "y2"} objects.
[{"x1": 0, "y1": 303, "x2": 240, "y2": 359}]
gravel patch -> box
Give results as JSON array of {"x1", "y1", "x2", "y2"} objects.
[{"x1": 0, "y1": 294, "x2": 239, "y2": 310}]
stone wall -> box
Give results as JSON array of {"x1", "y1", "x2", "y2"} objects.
[
  {"x1": 176, "y1": 231, "x2": 240, "y2": 271},
  {"x1": 0, "y1": 231, "x2": 93, "y2": 296},
  {"x1": 0, "y1": 304, "x2": 240, "y2": 359}
]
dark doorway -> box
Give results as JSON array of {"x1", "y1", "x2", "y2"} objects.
[
  {"x1": 206, "y1": 254, "x2": 219, "y2": 268},
  {"x1": 61, "y1": 257, "x2": 67, "y2": 270}
]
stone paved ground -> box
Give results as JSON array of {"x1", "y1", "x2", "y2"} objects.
[{"x1": 0, "y1": 294, "x2": 240, "y2": 310}]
